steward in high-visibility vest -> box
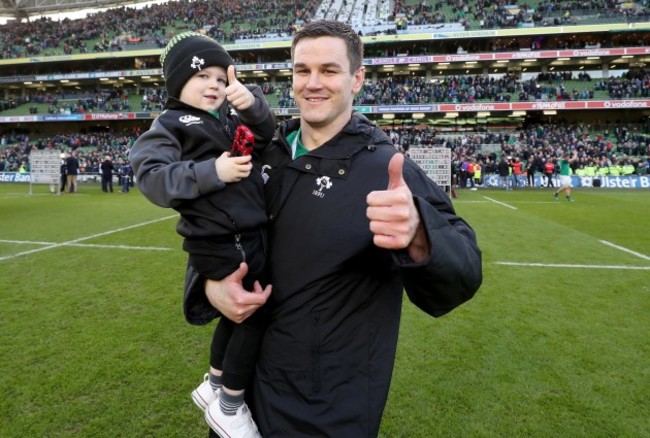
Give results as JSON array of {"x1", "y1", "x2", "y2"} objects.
[
  {"x1": 597, "y1": 166, "x2": 610, "y2": 177},
  {"x1": 609, "y1": 165, "x2": 621, "y2": 176},
  {"x1": 575, "y1": 166, "x2": 586, "y2": 177},
  {"x1": 622, "y1": 163, "x2": 635, "y2": 175},
  {"x1": 474, "y1": 164, "x2": 482, "y2": 185},
  {"x1": 584, "y1": 164, "x2": 597, "y2": 177}
]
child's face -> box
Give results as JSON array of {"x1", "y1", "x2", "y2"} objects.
[{"x1": 179, "y1": 66, "x2": 227, "y2": 112}]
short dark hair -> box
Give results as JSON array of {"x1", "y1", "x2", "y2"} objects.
[{"x1": 291, "y1": 20, "x2": 363, "y2": 73}]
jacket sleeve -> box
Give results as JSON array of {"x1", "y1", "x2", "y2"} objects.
[
  {"x1": 395, "y1": 157, "x2": 482, "y2": 317},
  {"x1": 236, "y1": 85, "x2": 276, "y2": 150},
  {"x1": 129, "y1": 117, "x2": 225, "y2": 208}
]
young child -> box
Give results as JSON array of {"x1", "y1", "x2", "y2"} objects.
[{"x1": 129, "y1": 31, "x2": 275, "y2": 438}]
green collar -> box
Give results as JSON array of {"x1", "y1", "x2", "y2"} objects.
[{"x1": 286, "y1": 128, "x2": 309, "y2": 159}]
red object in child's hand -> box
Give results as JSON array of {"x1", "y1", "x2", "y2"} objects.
[{"x1": 230, "y1": 125, "x2": 254, "y2": 156}]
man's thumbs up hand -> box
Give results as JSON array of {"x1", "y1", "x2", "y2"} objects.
[{"x1": 366, "y1": 153, "x2": 420, "y2": 250}]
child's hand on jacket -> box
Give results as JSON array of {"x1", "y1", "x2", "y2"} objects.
[{"x1": 215, "y1": 151, "x2": 253, "y2": 183}]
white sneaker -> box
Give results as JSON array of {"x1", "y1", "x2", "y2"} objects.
[
  {"x1": 191, "y1": 373, "x2": 218, "y2": 410},
  {"x1": 205, "y1": 397, "x2": 261, "y2": 438}
]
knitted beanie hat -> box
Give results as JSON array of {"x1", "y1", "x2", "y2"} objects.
[{"x1": 160, "y1": 31, "x2": 234, "y2": 100}]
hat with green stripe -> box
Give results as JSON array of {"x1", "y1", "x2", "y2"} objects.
[{"x1": 160, "y1": 31, "x2": 233, "y2": 99}]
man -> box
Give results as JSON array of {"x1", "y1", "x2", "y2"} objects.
[
  {"x1": 100, "y1": 155, "x2": 115, "y2": 193},
  {"x1": 119, "y1": 159, "x2": 133, "y2": 194},
  {"x1": 59, "y1": 153, "x2": 68, "y2": 193},
  {"x1": 526, "y1": 153, "x2": 539, "y2": 188},
  {"x1": 191, "y1": 20, "x2": 482, "y2": 437},
  {"x1": 65, "y1": 150, "x2": 80, "y2": 193},
  {"x1": 466, "y1": 157, "x2": 475, "y2": 188},
  {"x1": 554, "y1": 150, "x2": 579, "y2": 201},
  {"x1": 544, "y1": 158, "x2": 555, "y2": 188},
  {"x1": 498, "y1": 155, "x2": 510, "y2": 190},
  {"x1": 509, "y1": 156, "x2": 523, "y2": 188},
  {"x1": 460, "y1": 157, "x2": 469, "y2": 188}
]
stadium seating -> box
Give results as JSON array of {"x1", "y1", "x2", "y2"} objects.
[{"x1": 1, "y1": 0, "x2": 649, "y2": 179}]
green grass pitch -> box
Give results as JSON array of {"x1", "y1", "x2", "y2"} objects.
[{"x1": 1, "y1": 182, "x2": 648, "y2": 437}]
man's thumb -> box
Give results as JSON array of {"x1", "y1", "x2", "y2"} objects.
[
  {"x1": 387, "y1": 153, "x2": 406, "y2": 190},
  {"x1": 230, "y1": 262, "x2": 248, "y2": 281}
]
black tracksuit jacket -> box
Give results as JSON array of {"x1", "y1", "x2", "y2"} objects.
[
  {"x1": 194, "y1": 112, "x2": 482, "y2": 436},
  {"x1": 130, "y1": 86, "x2": 275, "y2": 323}
]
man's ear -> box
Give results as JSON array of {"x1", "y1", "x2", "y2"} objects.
[{"x1": 352, "y1": 66, "x2": 365, "y2": 94}]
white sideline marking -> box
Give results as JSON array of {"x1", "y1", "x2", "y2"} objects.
[
  {"x1": 0, "y1": 239, "x2": 170, "y2": 251},
  {"x1": 599, "y1": 240, "x2": 650, "y2": 261},
  {"x1": 0, "y1": 215, "x2": 177, "y2": 262},
  {"x1": 495, "y1": 262, "x2": 650, "y2": 270},
  {"x1": 1, "y1": 192, "x2": 91, "y2": 198},
  {"x1": 453, "y1": 200, "x2": 556, "y2": 204},
  {"x1": 0, "y1": 239, "x2": 54, "y2": 245},
  {"x1": 483, "y1": 196, "x2": 517, "y2": 210}
]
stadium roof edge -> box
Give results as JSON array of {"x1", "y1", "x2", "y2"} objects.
[{"x1": 0, "y1": 0, "x2": 163, "y2": 21}]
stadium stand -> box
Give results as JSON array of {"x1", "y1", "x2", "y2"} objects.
[{"x1": 1, "y1": 0, "x2": 649, "y2": 183}]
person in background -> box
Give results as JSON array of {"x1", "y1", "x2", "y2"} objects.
[
  {"x1": 554, "y1": 150, "x2": 579, "y2": 202},
  {"x1": 192, "y1": 20, "x2": 482, "y2": 437},
  {"x1": 129, "y1": 31, "x2": 276, "y2": 438},
  {"x1": 526, "y1": 154, "x2": 537, "y2": 188},
  {"x1": 473, "y1": 158, "x2": 482, "y2": 187},
  {"x1": 100, "y1": 155, "x2": 115, "y2": 193},
  {"x1": 65, "y1": 150, "x2": 79, "y2": 193},
  {"x1": 498, "y1": 155, "x2": 511, "y2": 190},
  {"x1": 460, "y1": 157, "x2": 470, "y2": 188},
  {"x1": 466, "y1": 158, "x2": 476, "y2": 189},
  {"x1": 59, "y1": 153, "x2": 68, "y2": 193},
  {"x1": 509, "y1": 156, "x2": 523, "y2": 189},
  {"x1": 544, "y1": 157, "x2": 555, "y2": 188},
  {"x1": 120, "y1": 159, "x2": 132, "y2": 194}
]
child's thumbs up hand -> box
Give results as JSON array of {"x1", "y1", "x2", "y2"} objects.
[{"x1": 225, "y1": 65, "x2": 254, "y2": 111}]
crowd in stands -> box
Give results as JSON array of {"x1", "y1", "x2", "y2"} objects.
[
  {"x1": 4, "y1": 68, "x2": 650, "y2": 116},
  {"x1": 1, "y1": 3, "x2": 649, "y2": 181},
  {"x1": 388, "y1": 122, "x2": 650, "y2": 187},
  {"x1": 2, "y1": 124, "x2": 648, "y2": 188},
  {"x1": 0, "y1": 129, "x2": 139, "y2": 174},
  {"x1": 0, "y1": 0, "x2": 319, "y2": 59},
  {"x1": 266, "y1": 69, "x2": 650, "y2": 109},
  {"x1": 0, "y1": 86, "x2": 165, "y2": 114},
  {"x1": 2, "y1": 0, "x2": 649, "y2": 59}
]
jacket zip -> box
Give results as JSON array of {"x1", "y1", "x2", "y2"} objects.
[{"x1": 213, "y1": 205, "x2": 246, "y2": 262}]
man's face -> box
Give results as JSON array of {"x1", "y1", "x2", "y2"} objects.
[
  {"x1": 292, "y1": 36, "x2": 364, "y2": 134},
  {"x1": 179, "y1": 66, "x2": 227, "y2": 112}
]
